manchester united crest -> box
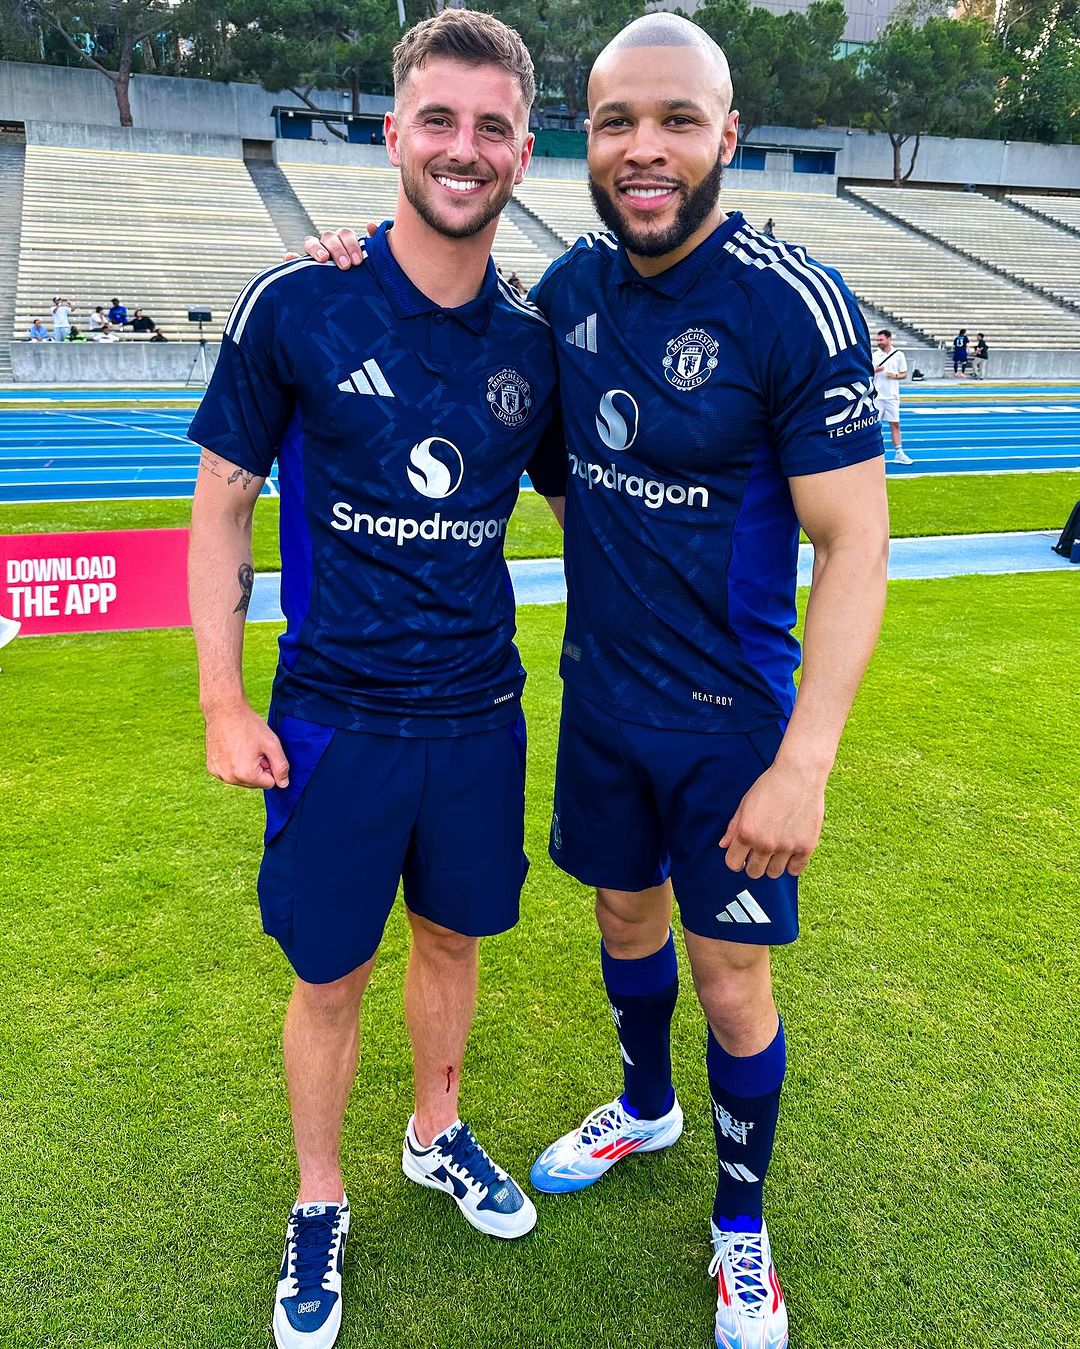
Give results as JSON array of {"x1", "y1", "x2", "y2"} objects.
[
  {"x1": 663, "y1": 328, "x2": 720, "y2": 391},
  {"x1": 487, "y1": 368, "x2": 533, "y2": 428}
]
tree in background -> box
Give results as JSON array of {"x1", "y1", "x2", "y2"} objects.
[
  {"x1": 14, "y1": 0, "x2": 177, "y2": 125},
  {"x1": 995, "y1": 0, "x2": 1080, "y2": 143},
  {"x1": 856, "y1": 18, "x2": 1001, "y2": 184},
  {"x1": 489, "y1": 0, "x2": 645, "y2": 121},
  {"x1": 692, "y1": 0, "x2": 860, "y2": 143},
  {"x1": 177, "y1": 0, "x2": 402, "y2": 123}
]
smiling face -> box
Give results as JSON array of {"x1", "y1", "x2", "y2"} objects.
[
  {"x1": 586, "y1": 43, "x2": 738, "y2": 268},
  {"x1": 386, "y1": 56, "x2": 533, "y2": 241}
]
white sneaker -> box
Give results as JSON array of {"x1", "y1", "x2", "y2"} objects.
[
  {"x1": 402, "y1": 1116, "x2": 536, "y2": 1238},
  {"x1": 530, "y1": 1094, "x2": 683, "y2": 1193},
  {"x1": 710, "y1": 1218, "x2": 788, "y2": 1349},
  {"x1": 272, "y1": 1195, "x2": 350, "y2": 1349},
  {"x1": 893, "y1": 450, "x2": 913, "y2": 465}
]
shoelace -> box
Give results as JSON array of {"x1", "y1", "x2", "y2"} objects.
[
  {"x1": 571, "y1": 1099, "x2": 628, "y2": 1151},
  {"x1": 708, "y1": 1231, "x2": 771, "y2": 1318},
  {"x1": 443, "y1": 1124, "x2": 504, "y2": 1194},
  {"x1": 289, "y1": 1210, "x2": 341, "y2": 1292}
]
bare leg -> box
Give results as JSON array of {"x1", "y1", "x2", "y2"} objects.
[
  {"x1": 405, "y1": 911, "x2": 479, "y2": 1145},
  {"x1": 683, "y1": 932, "x2": 776, "y2": 1054},
  {"x1": 284, "y1": 958, "x2": 375, "y2": 1204},
  {"x1": 595, "y1": 881, "x2": 673, "y2": 958},
  {"x1": 889, "y1": 420, "x2": 902, "y2": 451}
]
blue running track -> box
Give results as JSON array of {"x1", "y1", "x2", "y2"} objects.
[{"x1": 1, "y1": 382, "x2": 1079, "y2": 504}]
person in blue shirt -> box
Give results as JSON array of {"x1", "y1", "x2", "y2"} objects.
[
  {"x1": 187, "y1": 13, "x2": 564, "y2": 1348},
  {"x1": 107, "y1": 298, "x2": 128, "y2": 326},
  {"x1": 27, "y1": 318, "x2": 50, "y2": 341},
  {"x1": 308, "y1": 14, "x2": 888, "y2": 1349}
]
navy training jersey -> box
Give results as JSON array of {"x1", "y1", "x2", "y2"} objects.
[
  {"x1": 189, "y1": 222, "x2": 564, "y2": 736},
  {"x1": 531, "y1": 211, "x2": 883, "y2": 734}
]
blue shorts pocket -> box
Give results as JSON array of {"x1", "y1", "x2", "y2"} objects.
[{"x1": 263, "y1": 713, "x2": 336, "y2": 844}]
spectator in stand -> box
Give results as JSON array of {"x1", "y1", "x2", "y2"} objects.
[
  {"x1": 952, "y1": 328, "x2": 969, "y2": 375},
  {"x1": 971, "y1": 333, "x2": 988, "y2": 380},
  {"x1": 66, "y1": 325, "x2": 88, "y2": 342},
  {"x1": 27, "y1": 318, "x2": 50, "y2": 341},
  {"x1": 131, "y1": 308, "x2": 156, "y2": 333},
  {"x1": 150, "y1": 328, "x2": 168, "y2": 342},
  {"x1": 108, "y1": 297, "x2": 128, "y2": 327},
  {"x1": 763, "y1": 216, "x2": 775, "y2": 236},
  {"x1": 51, "y1": 297, "x2": 72, "y2": 342},
  {"x1": 94, "y1": 323, "x2": 119, "y2": 343},
  {"x1": 505, "y1": 271, "x2": 525, "y2": 296},
  {"x1": 90, "y1": 306, "x2": 107, "y2": 332}
]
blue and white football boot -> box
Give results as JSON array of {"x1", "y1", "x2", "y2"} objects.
[
  {"x1": 709, "y1": 1218, "x2": 789, "y2": 1349},
  {"x1": 272, "y1": 1195, "x2": 350, "y2": 1349},
  {"x1": 530, "y1": 1094, "x2": 684, "y2": 1193},
  {"x1": 402, "y1": 1116, "x2": 536, "y2": 1238}
]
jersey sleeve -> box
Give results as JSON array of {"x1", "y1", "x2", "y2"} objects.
[
  {"x1": 760, "y1": 267, "x2": 884, "y2": 478},
  {"x1": 187, "y1": 269, "x2": 298, "y2": 478},
  {"x1": 524, "y1": 403, "x2": 567, "y2": 497}
]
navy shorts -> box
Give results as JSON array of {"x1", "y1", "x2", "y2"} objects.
[
  {"x1": 258, "y1": 711, "x2": 529, "y2": 983},
  {"x1": 549, "y1": 690, "x2": 798, "y2": 945}
]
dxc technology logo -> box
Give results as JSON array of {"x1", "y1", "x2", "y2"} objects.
[
  {"x1": 595, "y1": 389, "x2": 639, "y2": 452},
  {"x1": 406, "y1": 437, "x2": 464, "y2": 499}
]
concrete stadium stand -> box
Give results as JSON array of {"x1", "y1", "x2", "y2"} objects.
[{"x1": 10, "y1": 341, "x2": 220, "y2": 383}]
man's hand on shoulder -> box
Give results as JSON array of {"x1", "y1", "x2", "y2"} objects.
[
  {"x1": 203, "y1": 701, "x2": 290, "y2": 790},
  {"x1": 719, "y1": 758, "x2": 826, "y2": 880},
  {"x1": 282, "y1": 224, "x2": 375, "y2": 268}
]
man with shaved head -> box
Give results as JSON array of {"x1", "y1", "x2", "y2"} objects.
[
  {"x1": 526, "y1": 15, "x2": 887, "y2": 1349},
  {"x1": 303, "y1": 12, "x2": 887, "y2": 1345}
]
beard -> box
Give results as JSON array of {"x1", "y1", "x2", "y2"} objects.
[
  {"x1": 588, "y1": 154, "x2": 725, "y2": 258},
  {"x1": 399, "y1": 158, "x2": 512, "y2": 240}
]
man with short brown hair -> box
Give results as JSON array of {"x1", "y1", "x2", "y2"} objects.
[{"x1": 188, "y1": 12, "x2": 563, "y2": 1347}]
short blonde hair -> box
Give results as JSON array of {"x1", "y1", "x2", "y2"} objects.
[{"x1": 393, "y1": 10, "x2": 536, "y2": 115}]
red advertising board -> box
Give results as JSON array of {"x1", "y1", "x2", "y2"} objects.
[{"x1": 0, "y1": 529, "x2": 190, "y2": 637}]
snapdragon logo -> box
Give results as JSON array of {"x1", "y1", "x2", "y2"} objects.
[
  {"x1": 595, "y1": 389, "x2": 638, "y2": 451},
  {"x1": 569, "y1": 453, "x2": 708, "y2": 511},
  {"x1": 406, "y1": 437, "x2": 464, "y2": 499},
  {"x1": 331, "y1": 501, "x2": 508, "y2": 548}
]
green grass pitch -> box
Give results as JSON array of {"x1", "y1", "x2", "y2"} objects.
[
  {"x1": 2, "y1": 469, "x2": 1078, "y2": 571},
  {"x1": 1, "y1": 571, "x2": 1077, "y2": 1347}
]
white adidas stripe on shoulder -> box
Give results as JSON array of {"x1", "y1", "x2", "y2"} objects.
[
  {"x1": 734, "y1": 227, "x2": 857, "y2": 351},
  {"x1": 581, "y1": 229, "x2": 618, "y2": 251},
  {"x1": 725, "y1": 227, "x2": 856, "y2": 358},
  {"x1": 225, "y1": 257, "x2": 324, "y2": 346},
  {"x1": 497, "y1": 277, "x2": 549, "y2": 326}
]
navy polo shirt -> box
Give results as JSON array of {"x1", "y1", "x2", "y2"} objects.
[
  {"x1": 189, "y1": 222, "x2": 564, "y2": 736},
  {"x1": 531, "y1": 211, "x2": 882, "y2": 733}
]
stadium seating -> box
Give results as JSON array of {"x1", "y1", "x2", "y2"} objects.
[
  {"x1": 515, "y1": 177, "x2": 1080, "y2": 349},
  {"x1": 281, "y1": 162, "x2": 553, "y2": 288},
  {"x1": 13, "y1": 144, "x2": 284, "y2": 342},
  {"x1": 849, "y1": 185, "x2": 1080, "y2": 309},
  {"x1": 1008, "y1": 193, "x2": 1080, "y2": 236}
]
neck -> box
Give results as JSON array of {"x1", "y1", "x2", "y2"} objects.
[
  {"x1": 627, "y1": 206, "x2": 727, "y2": 278},
  {"x1": 388, "y1": 190, "x2": 497, "y2": 308}
]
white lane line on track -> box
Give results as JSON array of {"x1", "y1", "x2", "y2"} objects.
[{"x1": 62, "y1": 411, "x2": 196, "y2": 447}]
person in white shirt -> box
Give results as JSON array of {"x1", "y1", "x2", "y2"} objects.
[
  {"x1": 51, "y1": 298, "x2": 72, "y2": 343},
  {"x1": 874, "y1": 329, "x2": 911, "y2": 465}
]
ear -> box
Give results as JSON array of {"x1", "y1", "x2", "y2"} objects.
[
  {"x1": 515, "y1": 131, "x2": 535, "y2": 186},
  {"x1": 384, "y1": 111, "x2": 400, "y2": 167},
  {"x1": 721, "y1": 109, "x2": 740, "y2": 167}
]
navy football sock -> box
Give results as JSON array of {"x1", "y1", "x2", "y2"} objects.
[
  {"x1": 600, "y1": 931, "x2": 678, "y2": 1120},
  {"x1": 707, "y1": 1019, "x2": 786, "y2": 1227}
]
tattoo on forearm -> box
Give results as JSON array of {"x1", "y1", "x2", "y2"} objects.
[
  {"x1": 233, "y1": 563, "x2": 254, "y2": 614},
  {"x1": 227, "y1": 467, "x2": 257, "y2": 490},
  {"x1": 199, "y1": 452, "x2": 222, "y2": 477}
]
